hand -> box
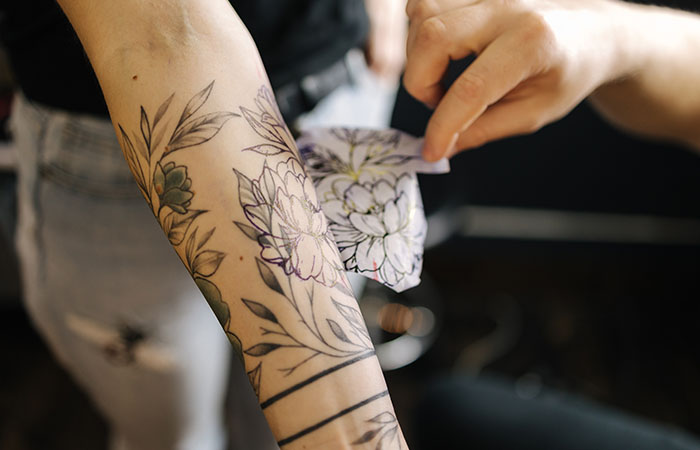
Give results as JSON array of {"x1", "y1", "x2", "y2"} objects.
[{"x1": 404, "y1": 0, "x2": 636, "y2": 161}]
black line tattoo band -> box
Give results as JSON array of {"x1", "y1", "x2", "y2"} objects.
[
  {"x1": 276, "y1": 390, "x2": 390, "y2": 447},
  {"x1": 260, "y1": 350, "x2": 376, "y2": 409}
]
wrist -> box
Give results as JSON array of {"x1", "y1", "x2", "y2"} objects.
[
  {"x1": 593, "y1": 0, "x2": 649, "y2": 85},
  {"x1": 603, "y1": 0, "x2": 694, "y2": 84}
]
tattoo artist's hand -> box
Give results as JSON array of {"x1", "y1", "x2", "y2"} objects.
[{"x1": 404, "y1": 0, "x2": 633, "y2": 161}]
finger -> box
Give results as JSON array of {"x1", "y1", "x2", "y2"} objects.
[
  {"x1": 404, "y1": 5, "x2": 500, "y2": 108},
  {"x1": 406, "y1": 0, "x2": 483, "y2": 53},
  {"x1": 422, "y1": 30, "x2": 540, "y2": 161},
  {"x1": 449, "y1": 97, "x2": 552, "y2": 155},
  {"x1": 406, "y1": 0, "x2": 480, "y2": 22}
]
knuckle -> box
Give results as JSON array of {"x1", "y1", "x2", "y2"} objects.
[
  {"x1": 416, "y1": 16, "x2": 447, "y2": 48},
  {"x1": 513, "y1": 12, "x2": 558, "y2": 66},
  {"x1": 520, "y1": 11, "x2": 554, "y2": 45},
  {"x1": 409, "y1": 0, "x2": 439, "y2": 22},
  {"x1": 451, "y1": 72, "x2": 487, "y2": 105},
  {"x1": 402, "y1": 72, "x2": 431, "y2": 103}
]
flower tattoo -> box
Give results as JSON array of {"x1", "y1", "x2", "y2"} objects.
[{"x1": 235, "y1": 157, "x2": 343, "y2": 286}]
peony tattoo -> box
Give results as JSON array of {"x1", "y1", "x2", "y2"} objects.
[{"x1": 234, "y1": 157, "x2": 343, "y2": 287}]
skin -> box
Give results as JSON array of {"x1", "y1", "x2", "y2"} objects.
[{"x1": 403, "y1": 0, "x2": 700, "y2": 161}]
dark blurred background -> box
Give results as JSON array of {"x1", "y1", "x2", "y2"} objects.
[{"x1": 2, "y1": 8, "x2": 700, "y2": 450}]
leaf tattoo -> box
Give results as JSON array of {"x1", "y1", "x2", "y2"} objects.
[
  {"x1": 167, "y1": 111, "x2": 238, "y2": 153},
  {"x1": 166, "y1": 82, "x2": 238, "y2": 154},
  {"x1": 352, "y1": 412, "x2": 401, "y2": 449},
  {"x1": 248, "y1": 362, "x2": 262, "y2": 398},
  {"x1": 232, "y1": 86, "x2": 375, "y2": 398},
  {"x1": 242, "y1": 299, "x2": 279, "y2": 323},
  {"x1": 152, "y1": 92, "x2": 174, "y2": 129},
  {"x1": 327, "y1": 319, "x2": 353, "y2": 344},
  {"x1": 161, "y1": 209, "x2": 205, "y2": 246},
  {"x1": 256, "y1": 258, "x2": 285, "y2": 297},
  {"x1": 176, "y1": 81, "x2": 215, "y2": 129},
  {"x1": 116, "y1": 81, "x2": 243, "y2": 361},
  {"x1": 245, "y1": 343, "x2": 283, "y2": 357},
  {"x1": 140, "y1": 106, "x2": 151, "y2": 150}
]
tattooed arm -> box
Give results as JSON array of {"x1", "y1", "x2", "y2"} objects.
[{"x1": 56, "y1": 1, "x2": 407, "y2": 448}]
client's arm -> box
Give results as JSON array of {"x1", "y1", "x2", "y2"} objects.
[{"x1": 57, "y1": 1, "x2": 407, "y2": 448}]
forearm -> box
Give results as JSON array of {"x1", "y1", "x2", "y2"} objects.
[
  {"x1": 589, "y1": 1, "x2": 700, "y2": 150},
  {"x1": 58, "y1": 1, "x2": 406, "y2": 448}
]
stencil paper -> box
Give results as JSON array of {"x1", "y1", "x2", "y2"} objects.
[{"x1": 297, "y1": 128, "x2": 450, "y2": 292}]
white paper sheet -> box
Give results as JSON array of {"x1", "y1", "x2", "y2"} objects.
[{"x1": 297, "y1": 128, "x2": 450, "y2": 292}]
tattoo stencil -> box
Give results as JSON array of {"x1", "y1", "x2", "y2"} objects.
[
  {"x1": 118, "y1": 81, "x2": 243, "y2": 355},
  {"x1": 297, "y1": 128, "x2": 448, "y2": 292}
]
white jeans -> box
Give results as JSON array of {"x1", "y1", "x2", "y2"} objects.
[{"x1": 10, "y1": 95, "x2": 276, "y2": 450}]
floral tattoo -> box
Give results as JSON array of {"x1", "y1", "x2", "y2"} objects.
[
  {"x1": 234, "y1": 157, "x2": 343, "y2": 286},
  {"x1": 118, "y1": 81, "x2": 243, "y2": 355},
  {"x1": 233, "y1": 87, "x2": 377, "y2": 403}
]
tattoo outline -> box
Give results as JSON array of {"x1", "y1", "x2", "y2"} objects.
[{"x1": 233, "y1": 87, "x2": 375, "y2": 399}]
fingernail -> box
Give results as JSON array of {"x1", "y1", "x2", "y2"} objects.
[{"x1": 424, "y1": 133, "x2": 459, "y2": 161}]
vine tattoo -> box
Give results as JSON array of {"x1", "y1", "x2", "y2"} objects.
[
  {"x1": 352, "y1": 411, "x2": 401, "y2": 449},
  {"x1": 118, "y1": 81, "x2": 243, "y2": 355},
  {"x1": 234, "y1": 87, "x2": 376, "y2": 403}
]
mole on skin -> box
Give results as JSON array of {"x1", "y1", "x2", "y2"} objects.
[{"x1": 132, "y1": 75, "x2": 138, "y2": 80}]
